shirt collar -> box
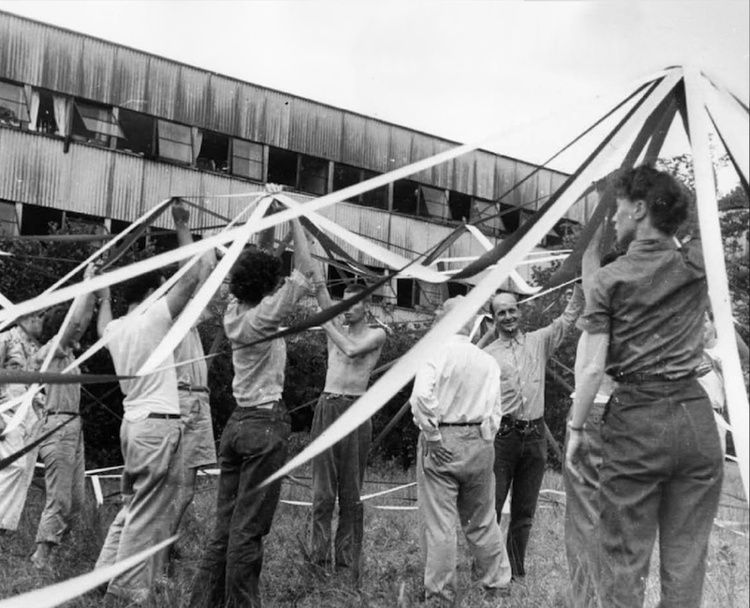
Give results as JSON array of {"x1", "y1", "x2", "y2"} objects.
[{"x1": 628, "y1": 237, "x2": 678, "y2": 253}]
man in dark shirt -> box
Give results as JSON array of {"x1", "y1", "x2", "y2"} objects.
[{"x1": 566, "y1": 165, "x2": 723, "y2": 608}]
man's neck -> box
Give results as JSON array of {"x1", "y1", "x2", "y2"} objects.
[{"x1": 346, "y1": 318, "x2": 368, "y2": 335}]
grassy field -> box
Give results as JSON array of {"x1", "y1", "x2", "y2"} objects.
[{"x1": 0, "y1": 437, "x2": 747, "y2": 607}]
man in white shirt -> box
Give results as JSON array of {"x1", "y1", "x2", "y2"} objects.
[
  {"x1": 410, "y1": 296, "x2": 511, "y2": 606},
  {"x1": 94, "y1": 204, "x2": 203, "y2": 604}
]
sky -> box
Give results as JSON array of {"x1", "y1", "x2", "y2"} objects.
[{"x1": 0, "y1": 1, "x2": 747, "y2": 183}]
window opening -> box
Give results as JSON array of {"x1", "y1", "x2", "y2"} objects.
[
  {"x1": 267, "y1": 147, "x2": 298, "y2": 188},
  {"x1": 231, "y1": 139, "x2": 264, "y2": 181},
  {"x1": 197, "y1": 131, "x2": 230, "y2": 173},
  {"x1": 157, "y1": 119, "x2": 192, "y2": 164},
  {"x1": 116, "y1": 109, "x2": 155, "y2": 156},
  {"x1": 0, "y1": 80, "x2": 29, "y2": 127},
  {"x1": 298, "y1": 155, "x2": 328, "y2": 195}
]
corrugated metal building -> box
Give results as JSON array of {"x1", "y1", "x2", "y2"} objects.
[{"x1": 0, "y1": 11, "x2": 596, "y2": 314}]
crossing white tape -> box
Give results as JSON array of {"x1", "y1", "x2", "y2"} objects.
[
  {"x1": 0, "y1": 536, "x2": 177, "y2": 608},
  {"x1": 256, "y1": 70, "x2": 681, "y2": 491},
  {"x1": 91, "y1": 476, "x2": 104, "y2": 506},
  {"x1": 85, "y1": 464, "x2": 124, "y2": 475},
  {"x1": 361, "y1": 482, "x2": 416, "y2": 501}
]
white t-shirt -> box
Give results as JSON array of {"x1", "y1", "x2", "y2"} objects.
[{"x1": 105, "y1": 299, "x2": 179, "y2": 421}]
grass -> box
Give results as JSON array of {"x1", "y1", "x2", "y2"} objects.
[{"x1": 0, "y1": 436, "x2": 747, "y2": 607}]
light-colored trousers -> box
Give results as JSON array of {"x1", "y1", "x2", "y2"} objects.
[
  {"x1": 0, "y1": 404, "x2": 41, "y2": 531},
  {"x1": 96, "y1": 417, "x2": 181, "y2": 603},
  {"x1": 417, "y1": 427, "x2": 511, "y2": 605},
  {"x1": 35, "y1": 415, "x2": 86, "y2": 544}
]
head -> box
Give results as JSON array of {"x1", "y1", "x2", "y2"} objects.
[
  {"x1": 121, "y1": 270, "x2": 165, "y2": 307},
  {"x1": 435, "y1": 295, "x2": 474, "y2": 335},
  {"x1": 16, "y1": 311, "x2": 45, "y2": 341},
  {"x1": 41, "y1": 305, "x2": 70, "y2": 346},
  {"x1": 342, "y1": 283, "x2": 369, "y2": 325},
  {"x1": 613, "y1": 165, "x2": 690, "y2": 247},
  {"x1": 490, "y1": 291, "x2": 520, "y2": 337},
  {"x1": 229, "y1": 247, "x2": 283, "y2": 305}
]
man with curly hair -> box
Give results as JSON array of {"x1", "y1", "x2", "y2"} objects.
[
  {"x1": 190, "y1": 197, "x2": 324, "y2": 608},
  {"x1": 566, "y1": 165, "x2": 723, "y2": 608}
]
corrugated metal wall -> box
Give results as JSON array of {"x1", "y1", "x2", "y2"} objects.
[{"x1": 0, "y1": 12, "x2": 582, "y2": 216}]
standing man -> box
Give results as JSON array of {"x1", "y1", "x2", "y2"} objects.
[
  {"x1": 0, "y1": 311, "x2": 45, "y2": 534},
  {"x1": 567, "y1": 165, "x2": 723, "y2": 608},
  {"x1": 484, "y1": 281, "x2": 584, "y2": 581},
  {"x1": 94, "y1": 203, "x2": 203, "y2": 604},
  {"x1": 309, "y1": 282, "x2": 386, "y2": 582},
  {"x1": 411, "y1": 296, "x2": 511, "y2": 606}
]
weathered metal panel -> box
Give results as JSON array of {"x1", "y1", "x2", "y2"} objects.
[
  {"x1": 341, "y1": 113, "x2": 367, "y2": 168},
  {"x1": 474, "y1": 151, "x2": 496, "y2": 200},
  {"x1": 494, "y1": 156, "x2": 517, "y2": 203},
  {"x1": 174, "y1": 65, "x2": 210, "y2": 127},
  {"x1": 112, "y1": 46, "x2": 149, "y2": 111},
  {"x1": 259, "y1": 90, "x2": 292, "y2": 148},
  {"x1": 362, "y1": 119, "x2": 390, "y2": 174},
  {"x1": 453, "y1": 153, "x2": 475, "y2": 195},
  {"x1": 67, "y1": 145, "x2": 113, "y2": 217},
  {"x1": 0, "y1": 16, "x2": 45, "y2": 86},
  {"x1": 145, "y1": 56, "x2": 181, "y2": 122},
  {"x1": 208, "y1": 75, "x2": 240, "y2": 136},
  {"x1": 41, "y1": 26, "x2": 84, "y2": 96},
  {"x1": 410, "y1": 133, "x2": 435, "y2": 185},
  {"x1": 110, "y1": 153, "x2": 145, "y2": 222},
  {"x1": 537, "y1": 170, "x2": 554, "y2": 206},
  {"x1": 235, "y1": 83, "x2": 265, "y2": 143},
  {"x1": 388, "y1": 126, "x2": 412, "y2": 170},
  {"x1": 289, "y1": 99, "x2": 343, "y2": 160},
  {"x1": 430, "y1": 139, "x2": 454, "y2": 190},
  {"x1": 80, "y1": 38, "x2": 117, "y2": 104},
  {"x1": 513, "y1": 163, "x2": 539, "y2": 211}
]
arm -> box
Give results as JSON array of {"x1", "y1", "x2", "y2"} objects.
[
  {"x1": 410, "y1": 357, "x2": 443, "y2": 442},
  {"x1": 59, "y1": 264, "x2": 97, "y2": 348},
  {"x1": 324, "y1": 325, "x2": 386, "y2": 358}
]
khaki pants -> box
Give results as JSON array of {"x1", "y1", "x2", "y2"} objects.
[
  {"x1": 96, "y1": 417, "x2": 181, "y2": 603},
  {"x1": 417, "y1": 428, "x2": 511, "y2": 605},
  {"x1": 0, "y1": 404, "x2": 40, "y2": 531}
]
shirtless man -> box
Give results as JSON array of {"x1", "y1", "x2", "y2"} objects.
[{"x1": 309, "y1": 282, "x2": 386, "y2": 583}]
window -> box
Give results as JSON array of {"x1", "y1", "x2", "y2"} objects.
[
  {"x1": 446, "y1": 281, "x2": 468, "y2": 298},
  {"x1": 333, "y1": 163, "x2": 361, "y2": 199},
  {"x1": 267, "y1": 147, "x2": 298, "y2": 188},
  {"x1": 197, "y1": 131, "x2": 230, "y2": 173},
  {"x1": 0, "y1": 80, "x2": 29, "y2": 128},
  {"x1": 499, "y1": 203, "x2": 522, "y2": 233},
  {"x1": 116, "y1": 109, "x2": 155, "y2": 156},
  {"x1": 420, "y1": 186, "x2": 449, "y2": 220},
  {"x1": 72, "y1": 100, "x2": 123, "y2": 146},
  {"x1": 231, "y1": 138, "x2": 264, "y2": 181},
  {"x1": 34, "y1": 89, "x2": 58, "y2": 135},
  {"x1": 393, "y1": 179, "x2": 420, "y2": 216},
  {"x1": 0, "y1": 201, "x2": 18, "y2": 237},
  {"x1": 448, "y1": 191, "x2": 472, "y2": 222},
  {"x1": 360, "y1": 170, "x2": 388, "y2": 210},
  {"x1": 157, "y1": 119, "x2": 192, "y2": 164},
  {"x1": 326, "y1": 264, "x2": 357, "y2": 299},
  {"x1": 396, "y1": 277, "x2": 417, "y2": 309},
  {"x1": 298, "y1": 155, "x2": 328, "y2": 195},
  {"x1": 20, "y1": 204, "x2": 63, "y2": 236}
]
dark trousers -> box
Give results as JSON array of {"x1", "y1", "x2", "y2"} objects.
[
  {"x1": 493, "y1": 418, "x2": 547, "y2": 578},
  {"x1": 598, "y1": 380, "x2": 723, "y2": 608},
  {"x1": 310, "y1": 393, "x2": 370, "y2": 577},
  {"x1": 189, "y1": 403, "x2": 290, "y2": 608}
]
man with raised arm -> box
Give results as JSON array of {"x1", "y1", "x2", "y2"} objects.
[
  {"x1": 94, "y1": 201, "x2": 204, "y2": 604},
  {"x1": 309, "y1": 281, "x2": 386, "y2": 582}
]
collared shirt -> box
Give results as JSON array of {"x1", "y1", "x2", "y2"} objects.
[
  {"x1": 410, "y1": 334, "x2": 502, "y2": 442},
  {"x1": 105, "y1": 298, "x2": 180, "y2": 420},
  {"x1": 35, "y1": 342, "x2": 80, "y2": 414},
  {"x1": 484, "y1": 285, "x2": 583, "y2": 420},
  {"x1": 578, "y1": 238, "x2": 707, "y2": 379},
  {"x1": 174, "y1": 326, "x2": 208, "y2": 390},
  {"x1": 0, "y1": 325, "x2": 41, "y2": 404},
  {"x1": 224, "y1": 269, "x2": 311, "y2": 408}
]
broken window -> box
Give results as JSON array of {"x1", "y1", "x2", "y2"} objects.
[
  {"x1": 267, "y1": 147, "x2": 298, "y2": 189},
  {"x1": 0, "y1": 80, "x2": 29, "y2": 128},
  {"x1": 396, "y1": 277, "x2": 417, "y2": 309},
  {"x1": 20, "y1": 203, "x2": 63, "y2": 236},
  {"x1": 448, "y1": 191, "x2": 472, "y2": 222},
  {"x1": 71, "y1": 100, "x2": 124, "y2": 147},
  {"x1": 197, "y1": 130, "x2": 230, "y2": 173},
  {"x1": 0, "y1": 200, "x2": 18, "y2": 237},
  {"x1": 298, "y1": 155, "x2": 328, "y2": 195},
  {"x1": 420, "y1": 186, "x2": 449, "y2": 220},
  {"x1": 231, "y1": 138, "x2": 264, "y2": 181},
  {"x1": 33, "y1": 89, "x2": 58, "y2": 135},
  {"x1": 157, "y1": 119, "x2": 192, "y2": 164},
  {"x1": 116, "y1": 109, "x2": 155, "y2": 156},
  {"x1": 393, "y1": 179, "x2": 420, "y2": 216}
]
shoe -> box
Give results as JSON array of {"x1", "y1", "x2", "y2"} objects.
[
  {"x1": 483, "y1": 586, "x2": 511, "y2": 599},
  {"x1": 30, "y1": 544, "x2": 54, "y2": 571}
]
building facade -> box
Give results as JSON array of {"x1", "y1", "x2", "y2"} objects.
[{"x1": 0, "y1": 12, "x2": 596, "y2": 317}]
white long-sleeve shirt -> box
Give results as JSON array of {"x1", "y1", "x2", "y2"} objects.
[{"x1": 410, "y1": 334, "x2": 503, "y2": 442}]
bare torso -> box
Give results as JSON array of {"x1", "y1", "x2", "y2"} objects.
[{"x1": 323, "y1": 326, "x2": 385, "y2": 395}]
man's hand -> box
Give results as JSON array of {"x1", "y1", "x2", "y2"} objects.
[
  {"x1": 424, "y1": 438, "x2": 453, "y2": 466},
  {"x1": 565, "y1": 430, "x2": 586, "y2": 484},
  {"x1": 171, "y1": 199, "x2": 190, "y2": 226},
  {"x1": 264, "y1": 183, "x2": 284, "y2": 196}
]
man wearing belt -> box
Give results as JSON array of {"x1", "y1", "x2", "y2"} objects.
[
  {"x1": 309, "y1": 282, "x2": 386, "y2": 581},
  {"x1": 411, "y1": 296, "x2": 510, "y2": 606},
  {"x1": 567, "y1": 165, "x2": 723, "y2": 608},
  {"x1": 95, "y1": 203, "x2": 204, "y2": 604},
  {"x1": 484, "y1": 281, "x2": 584, "y2": 581}
]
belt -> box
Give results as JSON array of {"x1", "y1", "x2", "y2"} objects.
[
  {"x1": 178, "y1": 385, "x2": 210, "y2": 394},
  {"x1": 48, "y1": 411, "x2": 80, "y2": 417},
  {"x1": 615, "y1": 371, "x2": 697, "y2": 385},
  {"x1": 439, "y1": 421, "x2": 481, "y2": 427},
  {"x1": 501, "y1": 415, "x2": 543, "y2": 430},
  {"x1": 147, "y1": 413, "x2": 181, "y2": 420},
  {"x1": 323, "y1": 392, "x2": 360, "y2": 400}
]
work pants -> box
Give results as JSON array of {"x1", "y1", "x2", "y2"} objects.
[
  {"x1": 598, "y1": 379, "x2": 723, "y2": 608},
  {"x1": 0, "y1": 404, "x2": 40, "y2": 531},
  {"x1": 563, "y1": 401, "x2": 606, "y2": 608},
  {"x1": 95, "y1": 417, "x2": 182, "y2": 603},
  {"x1": 418, "y1": 427, "x2": 511, "y2": 605},
  {"x1": 310, "y1": 393, "x2": 370, "y2": 577},
  {"x1": 493, "y1": 417, "x2": 547, "y2": 578},
  {"x1": 189, "y1": 403, "x2": 290, "y2": 608},
  {"x1": 35, "y1": 414, "x2": 85, "y2": 544}
]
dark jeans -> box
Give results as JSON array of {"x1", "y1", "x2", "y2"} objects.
[
  {"x1": 493, "y1": 418, "x2": 547, "y2": 578},
  {"x1": 310, "y1": 393, "x2": 371, "y2": 578},
  {"x1": 598, "y1": 379, "x2": 723, "y2": 608},
  {"x1": 189, "y1": 403, "x2": 290, "y2": 608}
]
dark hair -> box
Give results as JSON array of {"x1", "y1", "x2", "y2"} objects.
[
  {"x1": 488, "y1": 289, "x2": 518, "y2": 316},
  {"x1": 343, "y1": 282, "x2": 370, "y2": 301},
  {"x1": 121, "y1": 271, "x2": 164, "y2": 306},
  {"x1": 614, "y1": 165, "x2": 690, "y2": 236},
  {"x1": 229, "y1": 247, "x2": 283, "y2": 305},
  {"x1": 41, "y1": 305, "x2": 69, "y2": 344}
]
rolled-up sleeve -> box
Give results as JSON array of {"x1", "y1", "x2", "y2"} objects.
[
  {"x1": 577, "y1": 268, "x2": 611, "y2": 335},
  {"x1": 410, "y1": 356, "x2": 442, "y2": 441}
]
